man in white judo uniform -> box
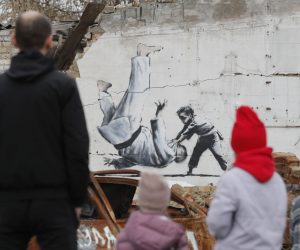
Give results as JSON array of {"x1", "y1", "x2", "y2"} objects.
[{"x1": 97, "y1": 44, "x2": 187, "y2": 168}]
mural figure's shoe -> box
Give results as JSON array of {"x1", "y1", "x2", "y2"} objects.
[
  {"x1": 97, "y1": 80, "x2": 112, "y2": 92},
  {"x1": 137, "y1": 43, "x2": 163, "y2": 57}
]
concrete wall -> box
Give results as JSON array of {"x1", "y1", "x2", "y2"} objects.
[
  {"x1": 77, "y1": 0, "x2": 300, "y2": 185},
  {"x1": 0, "y1": 30, "x2": 16, "y2": 73}
]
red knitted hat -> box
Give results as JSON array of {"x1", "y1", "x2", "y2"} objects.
[
  {"x1": 231, "y1": 106, "x2": 274, "y2": 182},
  {"x1": 231, "y1": 106, "x2": 267, "y2": 154}
]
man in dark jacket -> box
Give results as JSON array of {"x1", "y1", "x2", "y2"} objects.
[{"x1": 0, "y1": 11, "x2": 89, "y2": 250}]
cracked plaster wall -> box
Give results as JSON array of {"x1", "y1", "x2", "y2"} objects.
[{"x1": 77, "y1": 0, "x2": 300, "y2": 185}]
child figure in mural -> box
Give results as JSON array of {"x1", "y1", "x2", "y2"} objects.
[
  {"x1": 97, "y1": 44, "x2": 187, "y2": 169},
  {"x1": 174, "y1": 106, "x2": 229, "y2": 175}
]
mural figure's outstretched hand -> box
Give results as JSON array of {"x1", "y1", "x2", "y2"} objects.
[
  {"x1": 104, "y1": 157, "x2": 114, "y2": 167},
  {"x1": 104, "y1": 157, "x2": 136, "y2": 169},
  {"x1": 137, "y1": 43, "x2": 163, "y2": 57},
  {"x1": 155, "y1": 99, "x2": 167, "y2": 117}
]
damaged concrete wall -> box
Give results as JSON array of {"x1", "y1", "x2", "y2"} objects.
[
  {"x1": 0, "y1": 30, "x2": 16, "y2": 73},
  {"x1": 77, "y1": 0, "x2": 300, "y2": 185}
]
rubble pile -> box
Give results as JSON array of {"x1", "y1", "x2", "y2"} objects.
[
  {"x1": 273, "y1": 152, "x2": 300, "y2": 186},
  {"x1": 181, "y1": 185, "x2": 215, "y2": 212},
  {"x1": 170, "y1": 184, "x2": 215, "y2": 250},
  {"x1": 268, "y1": 152, "x2": 300, "y2": 249}
]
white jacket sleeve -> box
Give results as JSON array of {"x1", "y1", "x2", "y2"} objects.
[{"x1": 206, "y1": 174, "x2": 237, "y2": 239}]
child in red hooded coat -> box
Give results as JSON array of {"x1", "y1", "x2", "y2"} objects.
[{"x1": 207, "y1": 106, "x2": 287, "y2": 250}]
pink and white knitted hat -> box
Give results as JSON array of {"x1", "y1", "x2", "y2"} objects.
[{"x1": 138, "y1": 171, "x2": 171, "y2": 212}]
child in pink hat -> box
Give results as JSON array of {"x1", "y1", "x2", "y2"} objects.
[{"x1": 116, "y1": 171, "x2": 189, "y2": 250}]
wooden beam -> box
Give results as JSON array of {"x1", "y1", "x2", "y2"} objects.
[{"x1": 54, "y1": 2, "x2": 105, "y2": 71}]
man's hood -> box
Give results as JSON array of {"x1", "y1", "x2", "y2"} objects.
[{"x1": 6, "y1": 50, "x2": 54, "y2": 82}]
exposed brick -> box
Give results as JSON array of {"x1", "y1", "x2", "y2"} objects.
[
  {"x1": 273, "y1": 152, "x2": 300, "y2": 185},
  {"x1": 0, "y1": 59, "x2": 11, "y2": 66},
  {"x1": 0, "y1": 36, "x2": 11, "y2": 42},
  {"x1": 1, "y1": 41, "x2": 11, "y2": 47}
]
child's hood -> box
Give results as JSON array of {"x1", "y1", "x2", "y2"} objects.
[{"x1": 124, "y1": 211, "x2": 185, "y2": 250}]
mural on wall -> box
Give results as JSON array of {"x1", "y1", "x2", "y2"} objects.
[
  {"x1": 76, "y1": 11, "x2": 300, "y2": 185},
  {"x1": 95, "y1": 43, "x2": 227, "y2": 175}
]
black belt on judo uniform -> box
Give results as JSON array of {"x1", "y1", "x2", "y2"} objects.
[{"x1": 114, "y1": 126, "x2": 142, "y2": 150}]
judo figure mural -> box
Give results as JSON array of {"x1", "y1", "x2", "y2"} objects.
[
  {"x1": 96, "y1": 44, "x2": 228, "y2": 175},
  {"x1": 97, "y1": 44, "x2": 188, "y2": 169}
]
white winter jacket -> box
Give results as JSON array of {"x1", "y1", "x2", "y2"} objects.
[{"x1": 207, "y1": 167, "x2": 287, "y2": 250}]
